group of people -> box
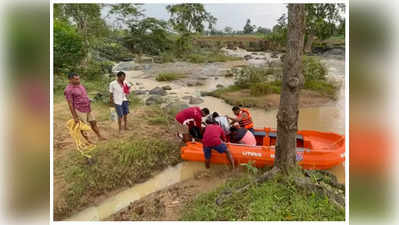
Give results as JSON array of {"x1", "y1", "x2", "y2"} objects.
[
  {"x1": 64, "y1": 71, "x2": 132, "y2": 144},
  {"x1": 64, "y1": 70, "x2": 256, "y2": 169},
  {"x1": 175, "y1": 106, "x2": 257, "y2": 169}
]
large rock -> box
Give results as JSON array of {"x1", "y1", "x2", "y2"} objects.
[
  {"x1": 182, "y1": 95, "x2": 193, "y2": 100},
  {"x1": 113, "y1": 62, "x2": 135, "y2": 71},
  {"x1": 216, "y1": 84, "x2": 224, "y2": 88},
  {"x1": 323, "y1": 48, "x2": 345, "y2": 57},
  {"x1": 244, "y1": 55, "x2": 253, "y2": 60},
  {"x1": 149, "y1": 87, "x2": 167, "y2": 96},
  {"x1": 145, "y1": 95, "x2": 164, "y2": 105},
  {"x1": 200, "y1": 91, "x2": 210, "y2": 96},
  {"x1": 189, "y1": 96, "x2": 204, "y2": 105},
  {"x1": 186, "y1": 81, "x2": 196, "y2": 87},
  {"x1": 197, "y1": 76, "x2": 208, "y2": 80},
  {"x1": 163, "y1": 101, "x2": 189, "y2": 114},
  {"x1": 162, "y1": 85, "x2": 172, "y2": 90},
  {"x1": 133, "y1": 90, "x2": 147, "y2": 95},
  {"x1": 271, "y1": 52, "x2": 279, "y2": 58}
]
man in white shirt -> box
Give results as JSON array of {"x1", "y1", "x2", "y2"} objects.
[
  {"x1": 210, "y1": 112, "x2": 231, "y2": 135},
  {"x1": 109, "y1": 71, "x2": 131, "y2": 132}
]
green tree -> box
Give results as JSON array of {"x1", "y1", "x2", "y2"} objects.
[
  {"x1": 53, "y1": 20, "x2": 85, "y2": 73},
  {"x1": 55, "y1": 4, "x2": 109, "y2": 60},
  {"x1": 256, "y1": 26, "x2": 271, "y2": 35},
  {"x1": 166, "y1": 3, "x2": 216, "y2": 55},
  {"x1": 105, "y1": 3, "x2": 143, "y2": 29},
  {"x1": 304, "y1": 3, "x2": 345, "y2": 53},
  {"x1": 243, "y1": 19, "x2": 256, "y2": 34},
  {"x1": 224, "y1": 26, "x2": 233, "y2": 34},
  {"x1": 124, "y1": 17, "x2": 171, "y2": 56}
]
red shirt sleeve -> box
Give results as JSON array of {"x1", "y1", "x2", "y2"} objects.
[
  {"x1": 64, "y1": 87, "x2": 73, "y2": 103},
  {"x1": 194, "y1": 109, "x2": 202, "y2": 127}
]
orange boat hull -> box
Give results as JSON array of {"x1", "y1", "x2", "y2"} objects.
[{"x1": 181, "y1": 128, "x2": 345, "y2": 170}]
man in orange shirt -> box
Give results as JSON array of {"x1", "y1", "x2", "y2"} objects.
[{"x1": 228, "y1": 106, "x2": 255, "y2": 135}]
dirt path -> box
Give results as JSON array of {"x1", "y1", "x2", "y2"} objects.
[{"x1": 105, "y1": 168, "x2": 239, "y2": 221}]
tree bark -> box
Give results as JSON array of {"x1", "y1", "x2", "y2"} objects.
[
  {"x1": 274, "y1": 4, "x2": 305, "y2": 175},
  {"x1": 304, "y1": 33, "x2": 315, "y2": 54}
]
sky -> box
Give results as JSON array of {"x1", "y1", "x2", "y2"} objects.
[{"x1": 104, "y1": 4, "x2": 287, "y2": 31}]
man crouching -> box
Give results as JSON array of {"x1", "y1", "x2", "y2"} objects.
[{"x1": 202, "y1": 120, "x2": 235, "y2": 169}]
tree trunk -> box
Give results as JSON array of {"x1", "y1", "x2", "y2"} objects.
[
  {"x1": 304, "y1": 33, "x2": 315, "y2": 54},
  {"x1": 274, "y1": 4, "x2": 305, "y2": 175}
]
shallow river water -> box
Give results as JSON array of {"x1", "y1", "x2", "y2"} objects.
[{"x1": 69, "y1": 51, "x2": 345, "y2": 221}]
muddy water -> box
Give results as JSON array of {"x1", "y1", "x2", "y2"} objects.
[
  {"x1": 70, "y1": 53, "x2": 345, "y2": 221},
  {"x1": 68, "y1": 161, "x2": 227, "y2": 221}
]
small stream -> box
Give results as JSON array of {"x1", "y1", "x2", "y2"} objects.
[{"x1": 69, "y1": 49, "x2": 345, "y2": 221}]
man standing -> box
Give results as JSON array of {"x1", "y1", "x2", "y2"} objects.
[
  {"x1": 109, "y1": 71, "x2": 131, "y2": 132},
  {"x1": 175, "y1": 107, "x2": 210, "y2": 141},
  {"x1": 202, "y1": 120, "x2": 235, "y2": 169},
  {"x1": 64, "y1": 72, "x2": 106, "y2": 142},
  {"x1": 228, "y1": 106, "x2": 255, "y2": 134}
]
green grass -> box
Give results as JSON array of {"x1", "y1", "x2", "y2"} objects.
[
  {"x1": 249, "y1": 81, "x2": 281, "y2": 96},
  {"x1": 156, "y1": 72, "x2": 186, "y2": 81},
  {"x1": 304, "y1": 80, "x2": 337, "y2": 99},
  {"x1": 54, "y1": 138, "x2": 181, "y2": 220},
  {"x1": 186, "y1": 52, "x2": 241, "y2": 64},
  {"x1": 181, "y1": 176, "x2": 345, "y2": 221}
]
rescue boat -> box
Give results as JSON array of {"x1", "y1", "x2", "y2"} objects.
[{"x1": 180, "y1": 128, "x2": 345, "y2": 170}]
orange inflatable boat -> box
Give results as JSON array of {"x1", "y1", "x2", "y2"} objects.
[{"x1": 181, "y1": 128, "x2": 345, "y2": 170}]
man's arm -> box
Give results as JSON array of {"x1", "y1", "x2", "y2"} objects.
[
  {"x1": 67, "y1": 100, "x2": 79, "y2": 123},
  {"x1": 110, "y1": 93, "x2": 114, "y2": 106},
  {"x1": 109, "y1": 82, "x2": 114, "y2": 105}
]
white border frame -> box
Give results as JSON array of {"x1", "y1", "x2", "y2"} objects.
[{"x1": 50, "y1": 1, "x2": 349, "y2": 224}]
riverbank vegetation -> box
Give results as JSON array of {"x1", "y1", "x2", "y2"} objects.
[
  {"x1": 207, "y1": 56, "x2": 338, "y2": 109},
  {"x1": 181, "y1": 169, "x2": 345, "y2": 221},
  {"x1": 53, "y1": 78, "x2": 182, "y2": 220}
]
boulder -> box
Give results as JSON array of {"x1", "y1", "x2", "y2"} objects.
[
  {"x1": 189, "y1": 97, "x2": 204, "y2": 105},
  {"x1": 186, "y1": 81, "x2": 196, "y2": 87},
  {"x1": 197, "y1": 76, "x2": 208, "y2": 80},
  {"x1": 113, "y1": 62, "x2": 135, "y2": 71},
  {"x1": 182, "y1": 96, "x2": 193, "y2": 100},
  {"x1": 195, "y1": 81, "x2": 204, "y2": 86},
  {"x1": 162, "y1": 85, "x2": 172, "y2": 90},
  {"x1": 216, "y1": 84, "x2": 224, "y2": 88},
  {"x1": 214, "y1": 77, "x2": 219, "y2": 80},
  {"x1": 271, "y1": 52, "x2": 279, "y2": 58},
  {"x1": 149, "y1": 87, "x2": 167, "y2": 96},
  {"x1": 163, "y1": 101, "x2": 189, "y2": 114},
  {"x1": 244, "y1": 55, "x2": 253, "y2": 60},
  {"x1": 133, "y1": 90, "x2": 147, "y2": 95},
  {"x1": 200, "y1": 91, "x2": 210, "y2": 96},
  {"x1": 145, "y1": 95, "x2": 164, "y2": 105}
]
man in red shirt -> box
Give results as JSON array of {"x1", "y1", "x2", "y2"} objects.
[
  {"x1": 202, "y1": 120, "x2": 235, "y2": 169},
  {"x1": 175, "y1": 107, "x2": 209, "y2": 141}
]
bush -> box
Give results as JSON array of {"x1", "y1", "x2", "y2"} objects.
[
  {"x1": 159, "y1": 51, "x2": 176, "y2": 63},
  {"x1": 156, "y1": 72, "x2": 186, "y2": 81},
  {"x1": 54, "y1": 20, "x2": 85, "y2": 74},
  {"x1": 304, "y1": 80, "x2": 337, "y2": 98},
  {"x1": 234, "y1": 66, "x2": 271, "y2": 88},
  {"x1": 249, "y1": 81, "x2": 281, "y2": 96},
  {"x1": 303, "y1": 56, "x2": 327, "y2": 82}
]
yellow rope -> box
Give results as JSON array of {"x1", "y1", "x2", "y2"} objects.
[{"x1": 66, "y1": 119, "x2": 96, "y2": 158}]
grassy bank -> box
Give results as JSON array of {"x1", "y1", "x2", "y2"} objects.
[
  {"x1": 207, "y1": 56, "x2": 338, "y2": 109},
  {"x1": 156, "y1": 72, "x2": 186, "y2": 81},
  {"x1": 181, "y1": 173, "x2": 345, "y2": 221},
  {"x1": 53, "y1": 77, "x2": 182, "y2": 220}
]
